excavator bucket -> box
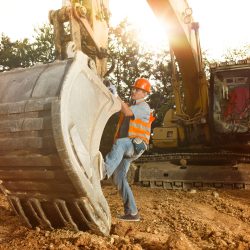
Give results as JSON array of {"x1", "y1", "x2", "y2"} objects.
[{"x1": 0, "y1": 51, "x2": 120, "y2": 236}]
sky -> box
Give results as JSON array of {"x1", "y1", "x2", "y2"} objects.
[{"x1": 0, "y1": 0, "x2": 250, "y2": 60}]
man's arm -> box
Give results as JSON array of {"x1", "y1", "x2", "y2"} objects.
[{"x1": 117, "y1": 97, "x2": 134, "y2": 117}]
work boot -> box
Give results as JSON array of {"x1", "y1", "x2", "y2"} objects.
[{"x1": 117, "y1": 213, "x2": 140, "y2": 222}]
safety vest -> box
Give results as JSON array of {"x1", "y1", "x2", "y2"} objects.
[{"x1": 114, "y1": 106, "x2": 155, "y2": 144}]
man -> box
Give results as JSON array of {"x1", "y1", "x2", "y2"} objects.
[{"x1": 103, "y1": 78, "x2": 154, "y2": 221}]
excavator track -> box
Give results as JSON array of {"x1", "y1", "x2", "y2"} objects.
[
  {"x1": 135, "y1": 152, "x2": 250, "y2": 190},
  {"x1": 0, "y1": 52, "x2": 120, "y2": 236},
  {"x1": 137, "y1": 151, "x2": 250, "y2": 163}
]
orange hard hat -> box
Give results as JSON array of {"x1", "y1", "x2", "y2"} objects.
[{"x1": 132, "y1": 78, "x2": 151, "y2": 93}]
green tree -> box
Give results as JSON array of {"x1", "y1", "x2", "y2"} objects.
[
  {"x1": 106, "y1": 20, "x2": 143, "y2": 100},
  {"x1": 106, "y1": 19, "x2": 173, "y2": 122},
  {"x1": 32, "y1": 24, "x2": 56, "y2": 63},
  {"x1": 0, "y1": 34, "x2": 34, "y2": 71},
  {"x1": 0, "y1": 24, "x2": 55, "y2": 72},
  {"x1": 0, "y1": 20, "x2": 178, "y2": 125}
]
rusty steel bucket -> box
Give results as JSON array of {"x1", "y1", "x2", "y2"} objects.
[{"x1": 0, "y1": 51, "x2": 120, "y2": 236}]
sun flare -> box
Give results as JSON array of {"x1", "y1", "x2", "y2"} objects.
[{"x1": 109, "y1": 0, "x2": 169, "y2": 52}]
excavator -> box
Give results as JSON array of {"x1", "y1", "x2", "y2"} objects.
[
  {"x1": 137, "y1": 0, "x2": 250, "y2": 190},
  {"x1": 0, "y1": 0, "x2": 249, "y2": 237}
]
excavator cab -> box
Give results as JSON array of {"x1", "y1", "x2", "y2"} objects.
[{"x1": 210, "y1": 60, "x2": 250, "y2": 148}]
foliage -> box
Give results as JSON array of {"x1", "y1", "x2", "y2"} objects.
[
  {"x1": 32, "y1": 24, "x2": 56, "y2": 63},
  {"x1": 105, "y1": 19, "x2": 174, "y2": 124},
  {"x1": 107, "y1": 20, "x2": 147, "y2": 100},
  {"x1": 0, "y1": 24, "x2": 55, "y2": 72},
  {"x1": 222, "y1": 44, "x2": 250, "y2": 62},
  {"x1": 0, "y1": 35, "x2": 33, "y2": 71},
  {"x1": 1, "y1": 19, "x2": 249, "y2": 126}
]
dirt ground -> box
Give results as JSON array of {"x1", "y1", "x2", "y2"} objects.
[{"x1": 0, "y1": 184, "x2": 249, "y2": 250}]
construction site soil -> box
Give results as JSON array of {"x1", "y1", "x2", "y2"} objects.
[{"x1": 0, "y1": 184, "x2": 249, "y2": 250}]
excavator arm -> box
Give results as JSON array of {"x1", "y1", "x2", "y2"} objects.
[
  {"x1": 49, "y1": 0, "x2": 110, "y2": 77},
  {"x1": 147, "y1": 0, "x2": 210, "y2": 147},
  {"x1": 147, "y1": 0, "x2": 208, "y2": 119}
]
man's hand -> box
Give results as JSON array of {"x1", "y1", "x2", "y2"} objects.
[
  {"x1": 108, "y1": 84, "x2": 118, "y2": 97},
  {"x1": 120, "y1": 99, "x2": 134, "y2": 117}
]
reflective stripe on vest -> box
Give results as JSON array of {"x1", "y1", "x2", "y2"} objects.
[
  {"x1": 128, "y1": 118, "x2": 151, "y2": 144},
  {"x1": 114, "y1": 112, "x2": 155, "y2": 144}
]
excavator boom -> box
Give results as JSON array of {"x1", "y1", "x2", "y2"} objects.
[{"x1": 147, "y1": 0, "x2": 208, "y2": 118}]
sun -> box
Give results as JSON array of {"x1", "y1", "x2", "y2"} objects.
[
  {"x1": 136, "y1": 18, "x2": 169, "y2": 52},
  {"x1": 109, "y1": 0, "x2": 169, "y2": 52}
]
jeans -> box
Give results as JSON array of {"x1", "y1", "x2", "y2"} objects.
[{"x1": 105, "y1": 138, "x2": 143, "y2": 215}]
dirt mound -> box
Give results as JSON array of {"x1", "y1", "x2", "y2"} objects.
[{"x1": 0, "y1": 185, "x2": 249, "y2": 249}]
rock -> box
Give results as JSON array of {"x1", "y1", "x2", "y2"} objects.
[
  {"x1": 58, "y1": 244, "x2": 66, "y2": 249},
  {"x1": 49, "y1": 243, "x2": 54, "y2": 249},
  {"x1": 214, "y1": 231, "x2": 222, "y2": 237},
  {"x1": 189, "y1": 189, "x2": 197, "y2": 194},
  {"x1": 124, "y1": 236, "x2": 130, "y2": 244},
  {"x1": 242, "y1": 235, "x2": 250, "y2": 243},
  {"x1": 212, "y1": 191, "x2": 219, "y2": 198},
  {"x1": 45, "y1": 231, "x2": 50, "y2": 237},
  {"x1": 220, "y1": 239, "x2": 228, "y2": 246},
  {"x1": 166, "y1": 232, "x2": 195, "y2": 250},
  {"x1": 110, "y1": 237, "x2": 115, "y2": 244},
  {"x1": 111, "y1": 234, "x2": 120, "y2": 239}
]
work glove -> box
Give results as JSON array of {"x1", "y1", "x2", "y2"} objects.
[
  {"x1": 132, "y1": 138, "x2": 147, "y2": 155},
  {"x1": 108, "y1": 84, "x2": 118, "y2": 97}
]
